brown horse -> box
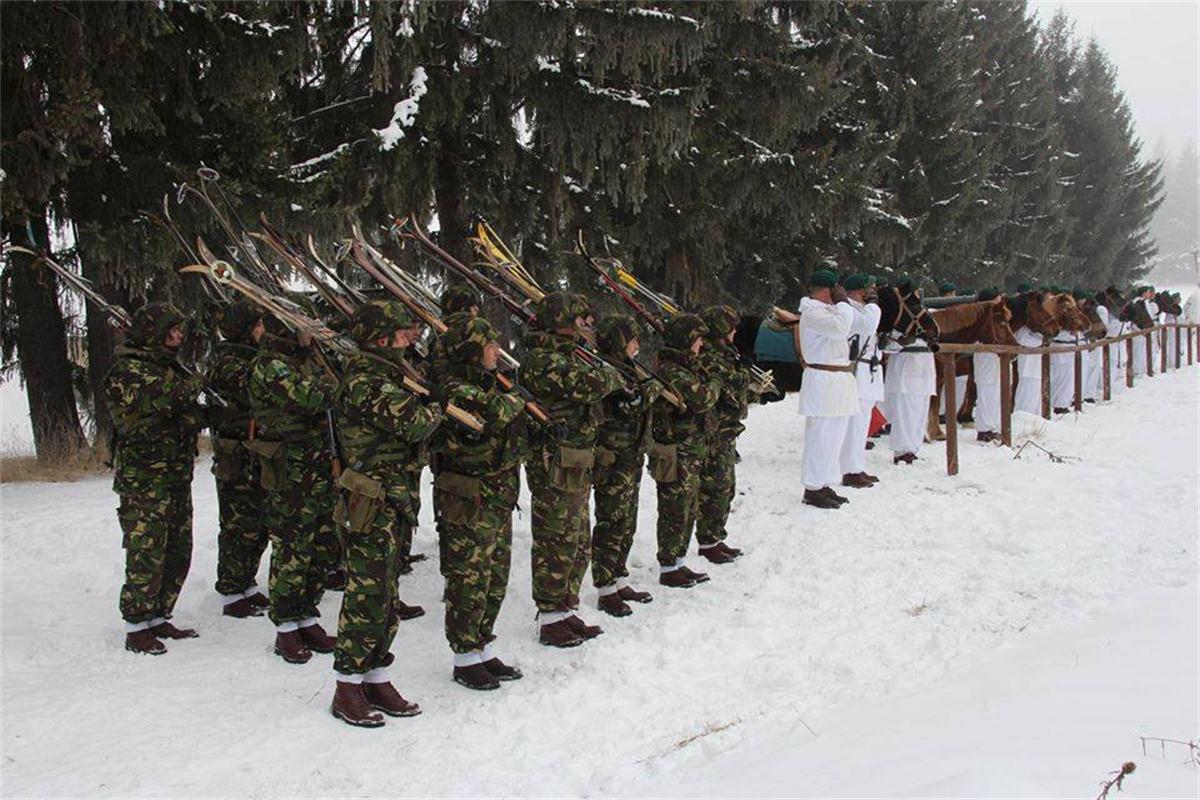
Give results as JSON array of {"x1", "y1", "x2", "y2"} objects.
[
  {"x1": 1007, "y1": 290, "x2": 1059, "y2": 339},
  {"x1": 926, "y1": 298, "x2": 1017, "y2": 440},
  {"x1": 1046, "y1": 293, "x2": 1090, "y2": 333}
]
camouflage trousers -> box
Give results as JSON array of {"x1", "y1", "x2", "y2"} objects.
[
  {"x1": 695, "y1": 435, "x2": 737, "y2": 547},
  {"x1": 435, "y1": 467, "x2": 519, "y2": 654},
  {"x1": 116, "y1": 464, "x2": 194, "y2": 625},
  {"x1": 398, "y1": 462, "x2": 424, "y2": 566},
  {"x1": 591, "y1": 447, "x2": 644, "y2": 589},
  {"x1": 526, "y1": 446, "x2": 592, "y2": 613},
  {"x1": 654, "y1": 446, "x2": 705, "y2": 566},
  {"x1": 333, "y1": 499, "x2": 404, "y2": 675},
  {"x1": 212, "y1": 439, "x2": 268, "y2": 596},
  {"x1": 265, "y1": 442, "x2": 336, "y2": 626}
]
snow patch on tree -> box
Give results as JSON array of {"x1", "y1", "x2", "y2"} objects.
[{"x1": 375, "y1": 67, "x2": 429, "y2": 151}]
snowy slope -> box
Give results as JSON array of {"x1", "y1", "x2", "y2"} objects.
[{"x1": 1, "y1": 368, "x2": 1197, "y2": 798}]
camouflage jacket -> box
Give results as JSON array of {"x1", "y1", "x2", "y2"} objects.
[
  {"x1": 104, "y1": 344, "x2": 204, "y2": 476},
  {"x1": 597, "y1": 359, "x2": 659, "y2": 454},
  {"x1": 336, "y1": 349, "x2": 443, "y2": 497},
  {"x1": 432, "y1": 362, "x2": 527, "y2": 477},
  {"x1": 651, "y1": 347, "x2": 720, "y2": 456},
  {"x1": 697, "y1": 342, "x2": 751, "y2": 440},
  {"x1": 426, "y1": 310, "x2": 473, "y2": 386},
  {"x1": 520, "y1": 329, "x2": 625, "y2": 450},
  {"x1": 207, "y1": 340, "x2": 257, "y2": 441},
  {"x1": 249, "y1": 334, "x2": 337, "y2": 445}
]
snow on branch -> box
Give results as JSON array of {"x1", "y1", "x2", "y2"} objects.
[
  {"x1": 219, "y1": 11, "x2": 288, "y2": 37},
  {"x1": 375, "y1": 67, "x2": 429, "y2": 151},
  {"x1": 574, "y1": 77, "x2": 650, "y2": 108}
]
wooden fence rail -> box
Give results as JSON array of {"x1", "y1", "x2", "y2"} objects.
[{"x1": 931, "y1": 323, "x2": 1200, "y2": 476}]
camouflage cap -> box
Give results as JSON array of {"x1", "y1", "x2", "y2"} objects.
[
  {"x1": 663, "y1": 312, "x2": 707, "y2": 350},
  {"x1": 443, "y1": 316, "x2": 499, "y2": 364},
  {"x1": 128, "y1": 301, "x2": 187, "y2": 348},
  {"x1": 440, "y1": 283, "x2": 481, "y2": 316},
  {"x1": 534, "y1": 290, "x2": 579, "y2": 330},
  {"x1": 217, "y1": 300, "x2": 262, "y2": 342},
  {"x1": 700, "y1": 304, "x2": 738, "y2": 340},
  {"x1": 594, "y1": 314, "x2": 641, "y2": 358},
  {"x1": 350, "y1": 299, "x2": 415, "y2": 343}
]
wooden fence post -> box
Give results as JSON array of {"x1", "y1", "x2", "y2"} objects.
[
  {"x1": 1040, "y1": 353, "x2": 1051, "y2": 419},
  {"x1": 1073, "y1": 349, "x2": 1083, "y2": 411},
  {"x1": 1175, "y1": 326, "x2": 1182, "y2": 369},
  {"x1": 1146, "y1": 331, "x2": 1154, "y2": 376},
  {"x1": 1189, "y1": 325, "x2": 1195, "y2": 366},
  {"x1": 941, "y1": 354, "x2": 958, "y2": 476},
  {"x1": 1126, "y1": 337, "x2": 1135, "y2": 387},
  {"x1": 999, "y1": 353, "x2": 1013, "y2": 447},
  {"x1": 1102, "y1": 342, "x2": 1111, "y2": 401},
  {"x1": 1161, "y1": 328, "x2": 1168, "y2": 373}
]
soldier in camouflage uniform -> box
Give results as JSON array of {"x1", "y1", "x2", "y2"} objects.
[
  {"x1": 249, "y1": 324, "x2": 340, "y2": 664},
  {"x1": 650, "y1": 313, "x2": 720, "y2": 588},
  {"x1": 591, "y1": 315, "x2": 656, "y2": 618},
  {"x1": 432, "y1": 316, "x2": 527, "y2": 690},
  {"x1": 522, "y1": 291, "x2": 626, "y2": 647},
  {"x1": 207, "y1": 301, "x2": 270, "y2": 618},
  {"x1": 106, "y1": 303, "x2": 205, "y2": 655},
  {"x1": 694, "y1": 305, "x2": 750, "y2": 564},
  {"x1": 328, "y1": 300, "x2": 443, "y2": 728}
]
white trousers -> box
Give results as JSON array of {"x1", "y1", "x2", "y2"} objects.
[
  {"x1": 974, "y1": 380, "x2": 1000, "y2": 434},
  {"x1": 1014, "y1": 375, "x2": 1041, "y2": 415},
  {"x1": 804, "y1": 415, "x2": 851, "y2": 490},
  {"x1": 1084, "y1": 348, "x2": 1102, "y2": 400},
  {"x1": 1050, "y1": 351, "x2": 1074, "y2": 408},
  {"x1": 1131, "y1": 335, "x2": 1147, "y2": 377},
  {"x1": 885, "y1": 392, "x2": 929, "y2": 456},
  {"x1": 839, "y1": 399, "x2": 874, "y2": 475},
  {"x1": 938, "y1": 375, "x2": 969, "y2": 415}
]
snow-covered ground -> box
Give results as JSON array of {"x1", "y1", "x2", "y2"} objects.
[{"x1": 1, "y1": 366, "x2": 1197, "y2": 798}]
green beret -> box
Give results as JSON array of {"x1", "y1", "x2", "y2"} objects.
[
  {"x1": 843, "y1": 274, "x2": 870, "y2": 291},
  {"x1": 978, "y1": 287, "x2": 1000, "y2": 302},
  {"x1": 1016, "y1": 281, "x2": 1035, "y2": 293},
  {"x1": 938, "y1": 281, "x2": 956, "y2": 294},
  {"x1": 809, "y1": 269, "x2": 838, "y2": 289},
  {"x1": 1071, "y1": 288, "x2": 1089, "y2": 300}
]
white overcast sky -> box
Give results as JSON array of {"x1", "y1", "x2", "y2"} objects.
[{"x1": 1032, "y1": 0, "x2": 1199, "y2": 156}]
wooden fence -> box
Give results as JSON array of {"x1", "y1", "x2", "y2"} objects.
[{"x1": 933, "y1": 323, "x2": 1200, "y2": 475}]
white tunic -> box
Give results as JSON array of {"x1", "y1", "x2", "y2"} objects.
[
  {"x1": 848, "y1": 299, "x2": 885, "y2": 404},
  {"x1": 797, "y1": 297, "x2": 858, "y2": 418},
  {"x1": 1014, "y1": 326, "x2": 1043, "y2": 377},
  {"x1": 883, "y1": 335, "x2": 936, "y2": 398}
]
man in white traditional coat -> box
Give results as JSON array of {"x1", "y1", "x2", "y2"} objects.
[
  {"x1": 971, "y1": 288, "x2": 1005, "y2": 442},
  {"x1": 1012, "y1": 283, "x2": 1047, "y2": 415},
  {"x1": 797, "y1": 269, "x2": 858, "y2": 509},
  {"x1": 1049, "y1": 289, "x2": 1081, "y2": 414},
  {"x1": 882, "y1": 280, "x2": 937, "y2": 465},
  {"x1": 1099, "y1": 290, "x2": 1127, "y2": 395},
  {"x1": 1131, "y1": 285, "x2": 1157, "y2": 378},
  {"x1": 838, "y1": 274, "x2": 882, "y2": 487}
]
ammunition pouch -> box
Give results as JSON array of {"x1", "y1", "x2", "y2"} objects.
[
  {"x1": 243, "y1": 439, "x2": 286, "y2": 491},
  {"x1": 334, "y1": 468, "x2": 387, "y2": 533},
  {"x1": 211, "y1": 437, "x2": 244, "y2": 482},
  {"x1": 647, "y1": 441, "x2": 679, "y2": 484},
  {"x1": 547, "y1": 444, "x2": 595, "y2": 492},
  {"x1": 594, "y1": 446, "x2": 617, "y2": 469},
  {"x1": 433, "y1": 470, "x2": 483, "y2": 527}
]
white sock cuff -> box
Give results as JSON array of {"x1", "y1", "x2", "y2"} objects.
[
  {"x1": 241, "y1": 585, "x2": 260, "y2": 598},
  {"x1": 697, "y1": 543, "x2": 717, "y2": 552},
  {"x1": 481, "y1": 644, "x2": 495, "y2": 661},
  {"x1": 125, "y1": 620, "x2": 151, "y2": 633},
  {"x1": 221, "y1": 593, "x2": 245, "y2": 607},
  {"x1": 659, "y1": 564, "x2": 679, "y2": 574},
  {"x1": 363, "y1": 667, "x2": 389, "y2": 684},
  {"x1": 539, "y1": 611, "x2": 567, "y2": 625},
  {"x1": 675, "y1": 557, "x2": 687, "y2": 567},
  {"x1": 335, "y1": 671, "x2": 363, "y2": 684},
  {"x1": 454, "y1": 651, "x2": 482, "y2": 667},
  {"x1": 299, "y1": 616, "x2": 320, "y2": 629},
  {"x1": 149, "y1": 617, "x2": 165, "y2": 628},
  {"x1": 616, "y1": 577, "x2": 630, "y2": 590},
  {"x1": 597, "y1": 583, "x2": 620, "y2": 597},
  {"x1": 276, "y1": 621, "x2": 300, "y2": 633}
]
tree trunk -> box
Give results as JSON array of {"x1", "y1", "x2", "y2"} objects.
[
  {"x1": 72, "y1": 223, "x2": 126, "y2": 460},
  {"x1": 664, "y1": 245, "x2": 698, "y2": 308},
  {"x1": 434, "y1": 128, "x2": 469, "y2": 264},
  {"x1": 5, "y1": 214, "x2": 89, "y2": 461}
]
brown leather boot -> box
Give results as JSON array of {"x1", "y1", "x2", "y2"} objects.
[
  {"x1": 150, "y1": 621, "x2": 198, "y2": 639},
  {"x1": 125, "y1": 629, "x2": 166, "y2": 655},
  {"x1": 564, "y1": 615, "x2": 603, "y2": 639},
  {"x1": 842, "y1": 473, "x2": 874, "y2": 488},
  {"x1": 976, "y1": 431, "x2": 996, "y2": 442},
  {"x1": 699, "y1": 544, "x2": 736, "y2": 564},
  {"x1": 245, "y1": 592, "x2": 269, "y2": 610},
  {"x1": 679, "y1": 566, "x2": 710, "y2": 584},
  {"x1": 330, "y1": 682, "x2": 385, "y2": 728},
  {"x1": 803, "y1": 488, "x2": 841, "y2": 509},
  {"x1": 274, "y1": 630, "x2": 312, "y2": 664},
  {"x1": 617, "y1": 585, "x2": 653, "y2": 604},
  {"x1": 480, "y1": 657, "x2": 523, "y2": 681},
  {"x1": 363, "y1": 681, "x2": 422, "y2": 716},
  {"x1": 716, "y1": 541, "x2": 743, "y2": 559},
  {"x1": 223, "y1": 597, "x2": 262, "y2": 618},
  {"x1": 397, "y1": 600, "x2": 426, "y2": 621},
  {"x1": 453, "y1": 663, "x2": 501, "y2": 691},
  {"x1": 659, "y1": 569, "x2": 697, "y2": 588},
  {"x1": 598, "y1": 592, "x2": 633, "y2": 617},
  {"x1": 299, "y1": 622, "x2": 336, "y2": 653},
  {"x1": 821, "y1": 487, "x2": 849, "y2": 505},
  {"x1": 859, "y1": 472, "x2": 880, "y2": 484},
  {"x1": 893, "y1": 452, "x2": 917, "y2": 465},
  {"x1": 538, "y1": 620, "x2": 583, "y2": 648}
]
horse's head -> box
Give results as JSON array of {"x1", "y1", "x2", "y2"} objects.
[
  {"x1": 1099, "y1": 286, "x2": 1125, "y2": 317},
  {"x1": 1155, "y1": 291, "x2": 1182, "y2": 316},
  {"x1": 879, "y1": 281, "x2": 939, "y2": 347},
  {"x1": 983, "y1": 296, "x2": 1017, "y2": 345},
  {"x1": 1053, "y1": 294, "x2": 1090, "y2": 333},
  {"x1": 1025, "y1": 291, "x2": 1060, "y2": 337}
]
